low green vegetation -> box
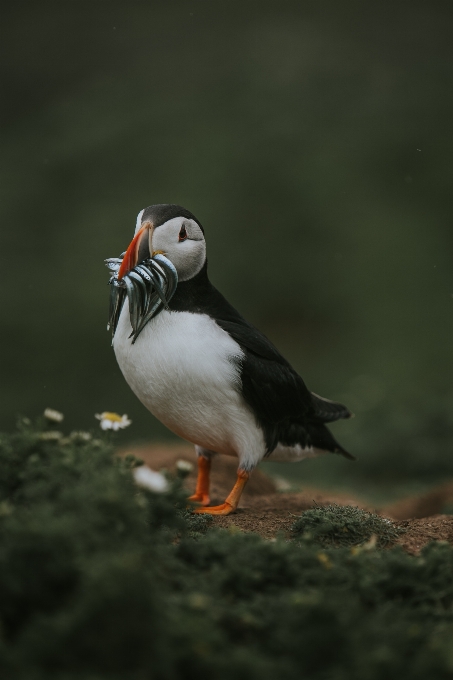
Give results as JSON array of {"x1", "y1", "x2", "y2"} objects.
[
  {"x1": 1, "y1": 419, "x2": 453, "y2": 680},
  {"x1": 292, "y1": 504, "x2": 403, "y2": 548}
]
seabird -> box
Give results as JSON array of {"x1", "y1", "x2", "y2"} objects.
[{"x1": 107, "y1": 204, "x2": 354, "y2": 515}]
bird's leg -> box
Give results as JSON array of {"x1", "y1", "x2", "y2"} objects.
[
  {"x1": 188, "y1": 449, "x2": 213, "y2": 506},
  {"x1": 194, "y1": 469, "x2": 249, "y2": 515}
]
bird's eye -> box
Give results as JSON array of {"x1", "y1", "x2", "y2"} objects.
[{"x1": 178, "y1": 224, "x2": 188, "y2": 242}]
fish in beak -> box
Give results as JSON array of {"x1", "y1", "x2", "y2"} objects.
[{"x1": 105, "y1": 222, "x2": 178, "y2": 344}]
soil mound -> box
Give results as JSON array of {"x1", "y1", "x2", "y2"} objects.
[
  {"x1": 385, "y1": 481, "x2": 453, "y2": 520},
  {"x1": 124, "y1": 443, "x2": 453, "y2": 554}
]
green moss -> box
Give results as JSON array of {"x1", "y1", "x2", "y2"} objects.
[
  {"x1": 0, "y1": 420, "x2": 452, "y2": 679},
  {"x1": 177, "y1": 508, "x2": 213, "y2": 537},
  {"x1": 291, "y1": 503, "x2": 404, "y2": 548}
]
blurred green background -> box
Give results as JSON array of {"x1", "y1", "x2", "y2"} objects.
[{"x1": 1, "y1": 1, "x2": 452, "y2": 497}]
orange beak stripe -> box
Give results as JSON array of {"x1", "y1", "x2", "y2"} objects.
[{"x1": 118, "y1": 223, "x2": 150, "y2": 280}]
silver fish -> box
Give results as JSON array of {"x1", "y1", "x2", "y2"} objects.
[{"x1": 105, "y1": 253, "x2": 178, "y2": 344}]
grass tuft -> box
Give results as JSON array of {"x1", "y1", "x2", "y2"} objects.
[{"x1": 291, "y1": 503, "x2": 403, "y2": 548}]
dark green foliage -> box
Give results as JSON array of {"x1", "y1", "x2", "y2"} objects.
[
  {"x1": 177, "y1": 509, "x2": 213, "y2": 537},
  {"x1": 291, "y1": 504, "x2": 403, "y2": 548},
  {"x1": 1, "y1": 421, "x2": 453, "y2": 679}
]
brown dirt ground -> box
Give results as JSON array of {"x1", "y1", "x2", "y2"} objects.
[{"x1": 124, "y1": 443, "x2": 453, "y2": 555}]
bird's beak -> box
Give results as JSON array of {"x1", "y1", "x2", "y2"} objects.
[{"x1": 118, "y1": 222, "x2": 153, "y2": 280}]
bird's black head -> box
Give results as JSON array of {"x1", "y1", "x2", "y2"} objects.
[{"x1": 118, "y1": 204, "x2": 206, "y2": 282}]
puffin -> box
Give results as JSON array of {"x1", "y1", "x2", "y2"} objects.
[{"x1": 108, "y1": 204, "x2": 354, "y2": 515}]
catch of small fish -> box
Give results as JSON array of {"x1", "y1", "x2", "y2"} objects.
[{"x1": 105, "y1": 253, "x2": 178, "y2": 343}]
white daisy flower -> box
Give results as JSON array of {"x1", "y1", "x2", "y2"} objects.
[
  {"x1": 44, "y1": 408, "x2": 64, "y2": 423},
  {"x1": 133, "y1": 465, "x2": 169, "y2": 493},
  {"x1": 95, "y1": 412, "x2": 132, "y2": 431},
  {"x1": 176, "y1": 459, "x2": 194, "y2": 474}
]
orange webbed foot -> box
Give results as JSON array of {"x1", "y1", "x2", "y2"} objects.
[
  {"x1": 192, "y1": 469, "x2": 250, "y2": 516},
  {"x1": 193, "y1": 502, "x2": 235, "y2": 516},
  {"x1": 188, "y1": 493, "x2": 211, "y2": 507}
]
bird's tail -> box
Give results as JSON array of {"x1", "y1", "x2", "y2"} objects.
[
  {"x1": 307, "y1": 422, "x2": 356, "y2": 461},
  {"x1": 310, "y1": 392, "x2": 353, "y2": 423}
]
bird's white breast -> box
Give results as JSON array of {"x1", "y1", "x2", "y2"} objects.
[{"x1": 113, "y1": 303, "x2": 266, "y2": 465}]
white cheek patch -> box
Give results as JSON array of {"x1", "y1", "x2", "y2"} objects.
[
  {"x1": 152, "y1": 217, "x2": 206, "y2": 282},
  {"x1": 186, "y1": 220, "x2": 204, "y2": 241},
  {"x1": 176, "y1": 240, "x2": 206, "y2": 282}
]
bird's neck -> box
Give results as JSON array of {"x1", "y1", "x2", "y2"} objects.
[{"x1": 169, "y1": 260, "x2": 212, "y2": 312}]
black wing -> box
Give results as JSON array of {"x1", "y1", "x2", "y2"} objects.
[
  {"x1": 216, "y1": 318, "x2": 353, "y2": 457},
  {"x1": 169, "y1": 266, "x2": 353, "y2": 457}
]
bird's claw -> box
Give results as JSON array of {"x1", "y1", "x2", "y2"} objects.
[{"x1": 193, "y1": 502, "x2": 235, "y2": 516}]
